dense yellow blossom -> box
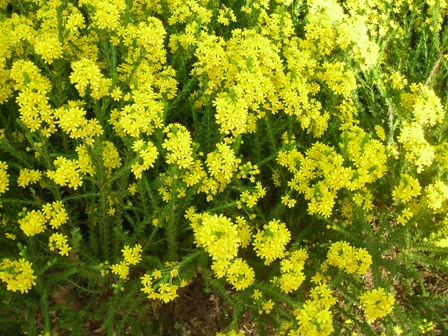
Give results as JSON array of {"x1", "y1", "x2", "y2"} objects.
[
  {"x1": 325, "y1": 241, "x2": 372, "y2": 275},
  {"x1": 19, "y1": 209, "x2": 46, "y2": 236},
  {"x1": 293, "y1": 300, "x2": 334, "y2": 336},
  {"x1": 76, "y1": 145, "x2": 96, "y2": 176},
  {"x1": 279, "y1": 249, "x2": 308, "y2": 293},
  {"x1": 70, "y1": 58, "x2": 111, "y2": 99},
  {"x1": 415, "y1": 88, "x2": 445, "y2": 125},
  {"x1": 47, "y1": 156, "x2": 83, "y2": 190},
  {"x1": 140, "y1": 271, "x2": 180, "y2": 303},
  {"x1": 122, "y1": 244, "x2": 143, "y2": 265},
  {"x1": 102, "y1": 141, "x2": 122, "y2": 175},
  {"x1": 10, "y1": 59, "x2": 54, "y2": 134},
  {"x1": 131, "y1": 140, "x2": 158, "y2": 179},
  {"x1": 225, "y1": 258, "x2": 255, "y2": 290},
  {"x1": 111, "y1": 261, "x2": 129, "y2": 280},
  {"x1": 236, "y1": 216, "x2": 252, "y2": 248},
  {"x1": 82, "y1": 0, "x2": 127, "y2": 31},
  {"x1": 425, "y1": 181, "x2": 448, "y2": 212},
  {"x1": 55, "y1": 101, "x2": 103, "y2": 142},
  {"x1": 206, "y1": 142, "x2": 241, "y2": 191},
  {"x1": 397, "y1": 121, "x2": 435, "y2": 173},
  {"x1": 34, "y1": 33, "x2": 63, "y2": 64},
  {"x1": 162, "y1": 123, "x2": 195, "y2": 169},
  {"x1": 17, "y1": 168, "x2": 42, "y2": 187},
  {"x1": 192, "y1": 213, "x2": 240, "y2": 262},
  {"x1": 359, "y1": 288, "x2": 395, "y2": 322},
  {"x1": 392, "y1": 173, "x2": 421, "y2": 203},
  {"x1": 42, "y1": 201, "x2": 69, "y2": 230},
  {"x1": 0, "y1": 258, "x2": 37, "y2": 293},
  {"x1": 253, "y1": 219, "x2": 291, "y2": 265}
]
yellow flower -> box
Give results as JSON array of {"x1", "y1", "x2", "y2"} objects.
[
  {"x1": 70, "y1": 58, "x2": 111, "y2": 99},
  {"x1": 225, "y1": 258, "x2": 254, "y2": 290},
  {"x1": 193, "y1": 213, "x2": 240, "y2": 262},
  {"x1": 162, "y1": 123, "x2": 195, "y2": 169},
  {"x1": 49, "y1": 233, "x2": 72, "y2": 256},
  {"x1": 19, "y1": 210, "x2": 46, "y2": 236},
  {"x1": 392, "y1": 173, "x2": 421, "y2": 203},
  {"x1": 102, "y1": 141, "x2": 122, "y2": 175},
  {"x1": 47, "y1": 156, "x2": 83, "y2": 190},
  {"x1": 122, "y1": 244, "x2": 142, "y2": 266},
  {"x1": 359, "y1": 288, "x2": 395, "y2": 322},
  {"x1": 17, "y1": 168, "x2": 42, "y2": 187},
  {"x1": 325, "y1": 241, "x2": 372, "y2": 275},
  {"x1": 5, "y1": 233, "x2": 16, "y2": 240},
  {"x1": 34, "y1": 33, "x2": 63, "y2": 64},
  {"x1": 279, "y1": 249, "x2": 308, "y2": 293},
  {"x1": 110, "y1": 261, "x2": 129, "y2": 280},
  {"x1": 253, "y1": 219, "x2": 291, "y2": 265},
  {"x1": 0, "y1": 258, "x2": 37, "y2": 293},
  {"x1": 0, "y1": 161, "x2": 9, "y2": 194}
]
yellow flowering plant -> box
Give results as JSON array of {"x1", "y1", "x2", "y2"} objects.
[{"x1": 0, "y1": 0, "x2": 447, "y2": 335}]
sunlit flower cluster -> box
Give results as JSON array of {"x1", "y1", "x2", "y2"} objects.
[
  {"x1": 278, "y1": 249, "x2": 308, "y2": 294},
  {"x1": 359, "y1": 288, "x2": 395, "y2": 322},
  {"x1": 131, "y1": 140, "x2": 159, "y2": 179},
  {"x1": 324, "y1": 241, "x2": 372, "y2": 275},
  {"x1": 253, "y1": 219, "x2": 291, "y2": 265},
  {"x1": 0, "y1": 0, "x2": 447, "y2": 335},
  {"x1": 293, "y1": 284, "x2": 337, "y2": 336}
]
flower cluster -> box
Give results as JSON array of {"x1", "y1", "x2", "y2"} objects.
[
  {"x1": 0, "y1": 0, "x2": 447, "y2": 334},
  {"x1": 140, "y1": 266, "x2": 187, "y2": 303},
  {"x1": 162, "y1": 123, "x2": 195, "y2": 169},
  {"x1": 324, "y1": 241, "x2": 372, "y2": 275},
  {"x1": 19, "y1": 201, "x2": 69, "y2": 236},
  {"x1": 192, "y1": 213, "x2": 240, "y2": 262},
  {"x1": 54, "y1": 101, "x2": 103, "y2": 144},
  {"x1": 359, "y1": 288, "x2": 395, "y2": 322},
  {"x1": 130, "y1": 140, "x2": 159, "y2": 179},
  {"x1": 0, "y1": 258, "x2": 37, "y2": 293},
  {"x1": 190, "y1": 211, "x2": 255, "y2": 290},
  {"x1": 253, "y1": 219, "x2": 291, "y2": 265},
  {"x1": 0, "y1": 161, "x2": 9, "y2": 194},
  {"x1": 205, "y1": 142, "x2": 241, "y2": 195},
  {"x1": 102, "y1": 141, "x2": 122, "y2": 177},
  {"x1": 392, "y1": 173, "x2": 422, "y2": 203},
  {"x1": 17, "y1": 169, "x2": 42, "y2": 187},
  {"x1": 278, "y1": 249, "x2": 308, "y2": 294},
  {"x1": 110, "y1": 244, "x2": 143, "y2": 280},
  {"x1": 69, "y1": 58, "x2": 112, "y2": 99},
  {"x1": 9, "y1": 60, "x2": 54, "y2": 135},
  {"x1": 49, "y1": 233, "x2": 72, "y2": 256},
  {"x1": 293, "y1": 284, "x2": 337, "y2": 336},
  {"x1": 46, "y1": 156, "x2": 84, "y2": 190}
]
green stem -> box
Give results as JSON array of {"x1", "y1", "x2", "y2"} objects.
[
  {"x1": 166, "y1": 199, "x2": 178, "y2": 261},
  {"x1": 99, "y1": 175, "x2": 110, "y2": 261},
  {"x1": 264, "y1": 113, "x2": 278, "y2": 153}
]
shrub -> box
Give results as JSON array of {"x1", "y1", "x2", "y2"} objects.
[{"x1": 0, "y1": 0, "x2": 447, "y2": 335}]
